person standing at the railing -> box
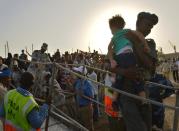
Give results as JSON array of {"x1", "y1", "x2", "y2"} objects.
[
  {"x1": 0, "y1": 62, "x2": 11, "y2": 101},
  {"x1": 72, "y1": 66, "x2": 94, "y2": 131},
  {"x1": 52, "y1": 49, "x2": 61, "y2": 63},
  {"x1": 161, "y1": 60, "x2": 170, "y2": 79},
  {"x1": 0, "y1": 57, "x2": 11, "y2": 91},
  {"x1": 0, "y1": 72, "x2": 49, "y2": 131},
  {"x1": 110, "y1": 12, "x2": 159, "y2": 131},
  {"x1": 27, "y1": 43, "x2": 51, "y2": 97},
  {"x1": 11, "y1": 60, "x2": 22, "y2": 87},
  {"x1": 27, "y1": 43, "x2": 51, "y2": 76},
  {"x1": 176, "y1": 58, "x2": 179, "y2": 82},
  {"x1": 148, "y1": 73, "x2": 174, "y2": 130},
  {"x1": 4, "y1": 53, "x2": 12, "y2": 68},
  {"x1": 135, "y1": 12, "x2": 159, "y2": 131},
  {"x1": 104, "y1": 72, "x2": 126, "y2": 131},
  {"x1": 10, "y1": 54, "x2": 20, "y2": 71},
  {"x1": 87, "y1": 69, "x2": 99, "y2": 122},
  {"x1": 0, "y1": 57, "x2": 8, "y2": 71},
  {"x1": 171, "y1": 58, "x2": 179, "y2": 82},
  {"x1": 0, "y1": 59, "x2": 11, "y2": 130},
  {"x1": 108, "y1": 14, "x2": 149, "y2": 102},
  {"x1": 19, "y1": 49, "x2": 28, "y2": 71},
  {"x1": 40, "y1": 71, "x2": 65, "y2": 107}
]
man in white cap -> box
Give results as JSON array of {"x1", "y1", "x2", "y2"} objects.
[{"x1": 72, "y1": 66, "x2": 94, "y2": 131}]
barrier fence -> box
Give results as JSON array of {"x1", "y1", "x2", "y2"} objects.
[
  {"x1": 60, "y1": 63, "x2": 178, "y2": 90},
  {"x1": 16, "y1": 59, "x2": 179, "y2": 131}
]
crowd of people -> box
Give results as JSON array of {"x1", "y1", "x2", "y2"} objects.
[
  {"x1": 157, "y1": 58, "x2": 179, "y2": 83},
  {"x1": 0, "y1": 11, "x2": 177, "y2": 131}
]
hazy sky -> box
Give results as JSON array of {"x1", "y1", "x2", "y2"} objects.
[{"x1": 0, "y1": 0, "x2": 178, "y2": 57}]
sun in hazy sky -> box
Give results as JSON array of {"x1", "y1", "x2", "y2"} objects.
[
  {"x1": 0, "y1": 0, "x2": 179, "y2": 57},
  {"x1": 88, "y1": 6, "x2": 139, "y2": 53}
]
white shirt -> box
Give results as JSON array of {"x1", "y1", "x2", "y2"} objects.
[
  {"x1": 104, "y1": 73, "x2": 113, "y2": 87},
  {"x1": 161, "y1": 62, "x2": 170, "y2": 73},
  {"x1": 176, "y1": 61, "x2": 179, "y2": 70},
  {"x1": 0, "y1": 64, "x2": 8, "y2": 70},
  {"x1": 87, "y1": 71, "x2": 98, "y2": 95}
]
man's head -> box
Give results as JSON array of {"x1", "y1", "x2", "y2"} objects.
[
  {"x1": 20, "y1": 72, "x2": 34, "y2": 90},
  {"x1": 109, "y1": 15, "x2": 125, "y2": 35},
  {"x1": 72, "y1": 66, "x2": 87, "y2": 80},
  {"x1": 73, "y1": 66, "x2": 87, "y2": 75},
  {"x1": 12, "y1": 60, "x2": 18, "y2": 70},
  {"x1": 0, "y1": 68, "x2": 11, "y2": 88},
  {"x1": 41, "y1": 43, "x2": 48, "y2": 53},
  {"x1": 88, "y1": 68, "x2": 93, "y2": 74},
  {"x1": 42, "y1": 71, "x2": 51, "y2": 82},
  {"x1": 13, "y1": 54, "x2": 19, "y2": 59},
  {"x1": 136, "y1": 12, "x2": 158, "y2": 37}
]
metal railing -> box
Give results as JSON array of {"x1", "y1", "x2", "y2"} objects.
[
  {"x1": 56, "y1": 63, "x2": 179, "y2": 131},
  {"x1": 17, "y1": 59, "x2": 179, "y2": 131}
]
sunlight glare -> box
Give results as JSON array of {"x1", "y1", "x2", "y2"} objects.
[{"x1": 89, "y1": 7, "x2": 138, "y2": 54}]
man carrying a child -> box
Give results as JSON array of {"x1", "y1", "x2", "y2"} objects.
[{"x1": 108, "y1": 12, "x2": 158, "y2": 131}]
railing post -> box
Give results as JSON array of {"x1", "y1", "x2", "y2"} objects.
[
  {"x1": 45, "y1": 62, "x2": 56, "y2": 131},
  {"x1": 172, "y1": 89, "x2": 179, "y2": 131}
]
